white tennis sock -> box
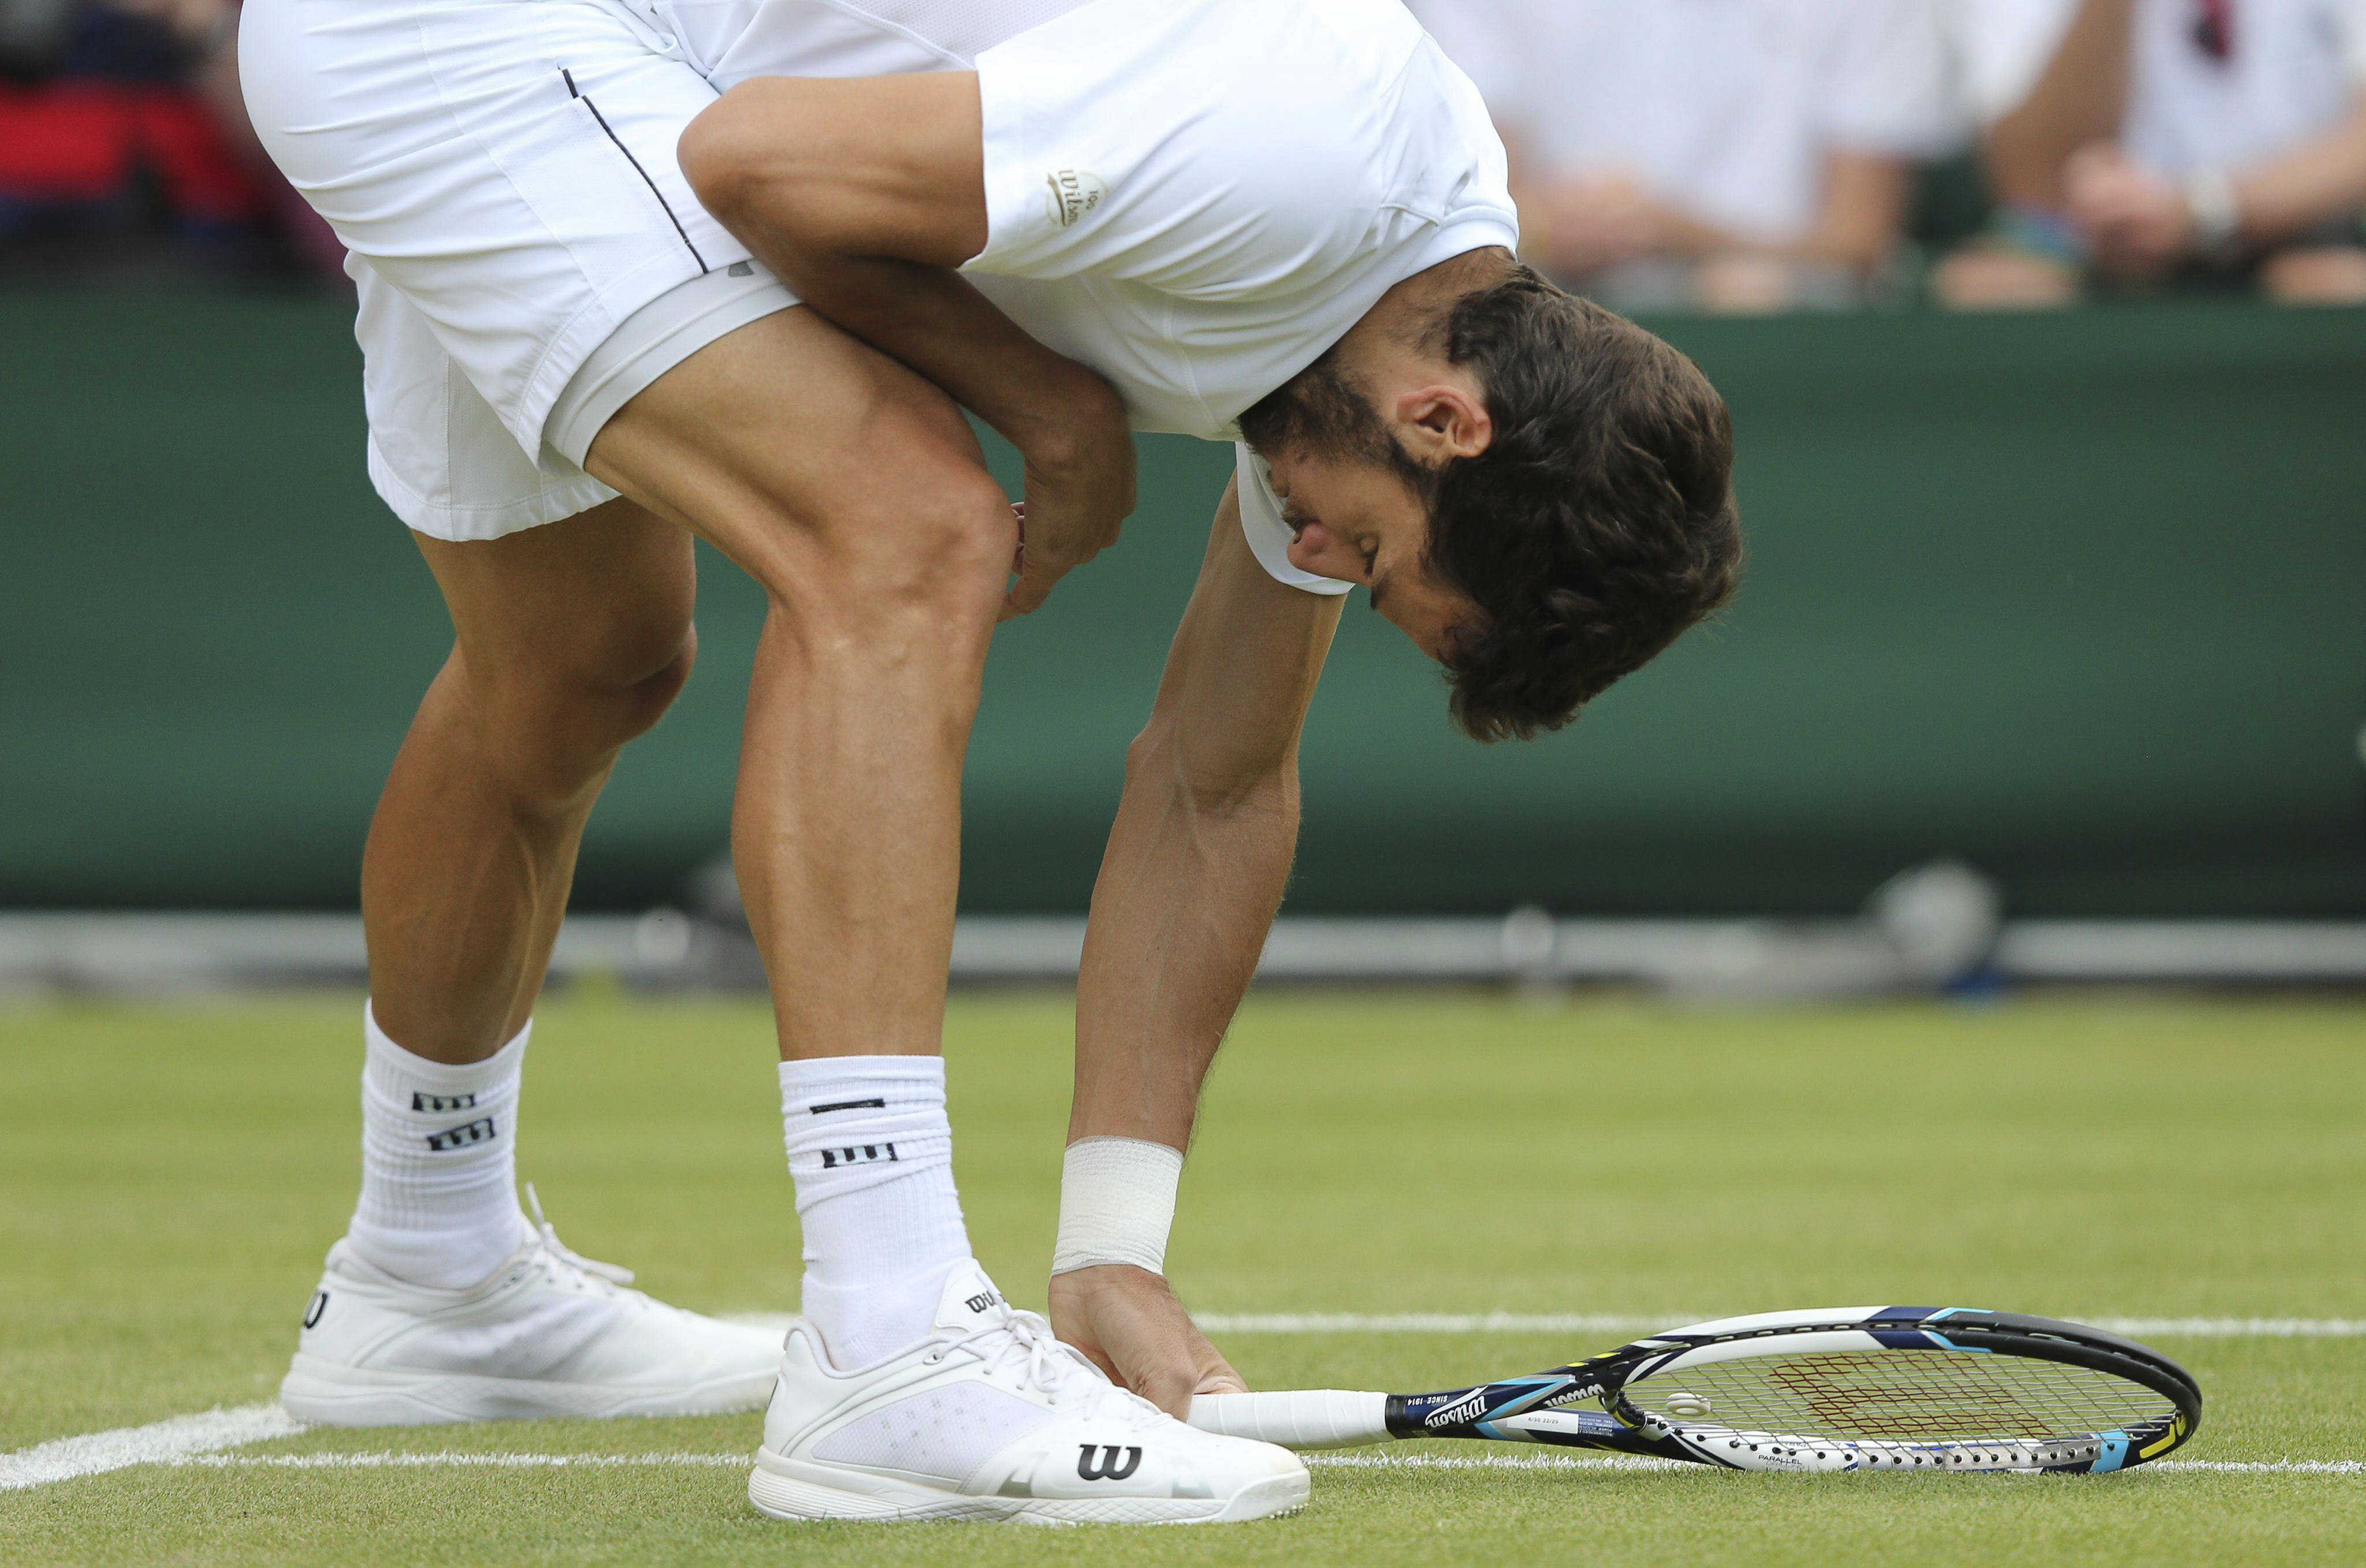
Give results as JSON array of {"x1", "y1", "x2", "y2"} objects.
[
  {"x1": 344, "y1": 1004, "x2": 533, "y2": 1290},
  {"x1": 780, "y1": 1056, "x2": 974, "y2": 1368}
]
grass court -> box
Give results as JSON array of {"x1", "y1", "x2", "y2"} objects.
[{"x1": 5, "y1": 991, "x2": 2363, "y2": 1565}]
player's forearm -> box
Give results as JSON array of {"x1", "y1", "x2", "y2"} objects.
[
  {"x1": 682, "y1": 75, "x2": 1121, "y2": 459},
  {"x1": 1070, "y1": 725, "x2": 1301, "y2": 1150},
  {"x1": 750, "y1": 245, "x2": 1116, "y2": 460}
]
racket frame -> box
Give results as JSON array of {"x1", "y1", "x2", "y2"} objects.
[{"x1": 1382, "y1": 1307, "x2": 2201, "y2": 1474}]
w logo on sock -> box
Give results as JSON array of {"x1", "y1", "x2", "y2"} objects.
[
  {"x1": 425, "y1": 1116, "x2": 496, "y2": 1152},
  {"x1": 411, "y1": 1090, "x2": 476, "y2": 1112},
  {"x1": 1077, "y1": 1444, "x2": 1143, "y2": 1481},
  {"x1": 817, "y1": 1143, "x2": 898, "y2": 1170}
]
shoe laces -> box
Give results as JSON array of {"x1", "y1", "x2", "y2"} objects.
[
  {"x1": 522, "y1": 1182, "x2": 636, "y2": 1291},
  {"x1": 939, "y1": 1307, "x2": 1161, "y2": 1424}
]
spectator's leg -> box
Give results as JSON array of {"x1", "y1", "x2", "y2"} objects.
[
  {"x1": 1932, "y1": 240, "x2": 2085, "y2": 310},
  {"x1": 2259, "y1": 245, "x2": 2366, "y2": 305},
  {"x1": 362, "y1": 497, "x2": 695, "y2": 1064}
]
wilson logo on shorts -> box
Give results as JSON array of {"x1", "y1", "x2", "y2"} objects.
[
  {"x1": 425, "y1": 1116, "x2": 496, "y2": 1152},
  {"x1": 1043, "y1": 168, "x2": 1107, "y2": 229},
  {"x1": 817, "y1": 1142, "x2": 898, "y2": 1170},
  {"x1": 1076, "y1": 1444, "x2": 1143, "y2": 1481},
  {"x1": 303, "y1": 1290, "x2": 328, "y2": 1329},
  {"x1": 411, "y1": 1090, "x2": 476, "y2": 1113}
]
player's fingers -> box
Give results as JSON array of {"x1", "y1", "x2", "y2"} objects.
[
  {"x1": 1003, "y1": 538, "x2": 1089, "y2": 619},
  {"x1": 1074, "y1": 1339, "x2": 1125, "y2": 1387},
  {"x1": 1193, "y1": 1366, "x2": 1249, "y2": 1398},
  {"x1": 1128, "y1": 1360, "x2": 1200, "y2": 1420}
]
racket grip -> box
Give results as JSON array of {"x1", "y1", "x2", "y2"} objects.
[{"x1": 1188, "y1": 1390, "x2": 1391, "y2": 1450}]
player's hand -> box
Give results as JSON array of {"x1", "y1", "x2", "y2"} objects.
[
  {"x1": 2064, "y1": 143, "x2": 2193, "y2": 275},
  {"x1": 1005, "y1": 370, "x2": 1135, "y2": 621},
  {"x1": 1048, "y1": 1265, "x2": 1247, "y2": 1418}
]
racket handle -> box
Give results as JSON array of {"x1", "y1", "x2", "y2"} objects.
[{"x1": 1188, "y1": 1390, "x2": 1391, "y2": 1450}]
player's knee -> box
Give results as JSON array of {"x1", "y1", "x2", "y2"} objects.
[
  {"x1": 901, "y1": 472, "x2": 1017, "y2": 607},
  {"x1": 597, "y1": 623, "x2": 697, "y2": 742},
  {"x1": 769, "y1": 469, "x2": 1013, "y2": 631},
  {"x1": 473, "y1": 621, "x2": 697, "y2": 805}
]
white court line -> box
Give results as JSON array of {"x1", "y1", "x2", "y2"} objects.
[
  {"x1": 14, "y1": 1307, "x2": 2364, "y2": 1494},
  {"x1": 157, "y1": 1451, "x2": 2364, "y2": 1478},
  {"x1": 1, "y1": 1403, "x2": 304, "y2": 1492},
  {"x1": 1305, "y1": 1453, "x2": 2364, "y2": 1477},
  {"x1": 726, "y1": 1310, "x2": 2366, "y2": 1338},
  {"x1": 1191, "y1": 1314, "x2": 2366, "y2": 1338},
  {"x1": 170, "y1": 1451, "x2": 746, "y2": 1470}
]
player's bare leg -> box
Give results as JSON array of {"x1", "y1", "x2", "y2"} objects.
[
  {"x1": 285, "y1": 496, "x2": 781, "y2": 1427},
  {"x1": 362, "y1": 498, "x2": 697, "y2": 1066},
  {"x1": 582, "y1": 308, "x2": 1305, "y2": 1521},
  {"x1": 584, "y1": 308, "x2": 1011, "y2": 1070}
]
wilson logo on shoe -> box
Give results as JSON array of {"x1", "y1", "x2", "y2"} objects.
[
  {"x1": 817, "y1": 1143, "x2": 898, "y2": 1170},
  {"x1": 1076, "y1": 1444, "x2": 1143, "y2": 1482},
  {"x1": 964, "y1": 1291, "x2": 1000, "y2": 1314},
  {"x1": 425, "y1": 1116, "x2": 496, "y2": 1152},
  {"x1": 411, "y1": 1090, "x2": 477, "y2": 1112}
]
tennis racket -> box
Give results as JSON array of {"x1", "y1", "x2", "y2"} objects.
[{"x1": 1189, "y1": 1306, "x2": 2201, "y2": 1474}]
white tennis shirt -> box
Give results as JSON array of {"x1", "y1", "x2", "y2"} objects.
[{"x1": 680, "y1": 0, "x2": 1520, "y2": 594}]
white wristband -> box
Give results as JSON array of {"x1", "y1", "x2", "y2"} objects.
[{"x1": 1052, "y1": 1137, "x2": 1184, "y2": 1277}]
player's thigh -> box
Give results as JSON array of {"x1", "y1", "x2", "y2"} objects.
[
  {"x1": 416, "y1": 496, "x2": 698, "y2": 727},
  {"x1": 583, "y1": 307, "x2": 1016, "y2": 612}
]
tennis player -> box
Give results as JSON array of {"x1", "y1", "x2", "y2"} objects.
[{"x1": 238, "y1": 0, "x2": 1739, "y2": 1524}]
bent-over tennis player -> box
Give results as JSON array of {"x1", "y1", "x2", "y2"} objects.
[{"x1": 237, "y1": 0, "x2": 1740, "y2": 1524}]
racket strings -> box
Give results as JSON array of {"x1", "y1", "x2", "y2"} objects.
[{"x1": 1630, "y1": 1353, "x2": 2177, "y2": 1444}]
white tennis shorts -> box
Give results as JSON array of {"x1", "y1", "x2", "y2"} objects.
[{"x1": 241, "y1": 0, "x2": 793, "y2": 540}]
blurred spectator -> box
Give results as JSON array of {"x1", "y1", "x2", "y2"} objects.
[
  {"x1": 1940, "y1": 0, "x2": 2366, "y2": 306},
  {"x1": 0, "y1": 0, "x2": 340, "y2": 283},
  {"x1": 1412, "y1": 0, "x2": 1954, "y2": 313}
]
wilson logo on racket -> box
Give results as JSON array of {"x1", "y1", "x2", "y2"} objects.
[
  {"x1": 1424, "y1": 1392, "x2": 1489, "y2": 1429},
  {"x1": 1076, "y1": 1444, "x2": 1143, "y2": 1481}
]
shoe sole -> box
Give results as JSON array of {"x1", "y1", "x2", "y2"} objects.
[
  {"x1": 747, "y1": 1446, "x2": 1311, "y2": 1526},
  {"x1": 281, "y1": 1353, "x2": 779, "y2": 1427}
]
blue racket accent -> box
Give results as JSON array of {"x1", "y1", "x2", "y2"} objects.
[
  {"x1": 2092, "y1": 1432, "x2": 2131, "y2": 1473},
  {"x1": 1867, "y1": 1306, "x2": 1943, "y2": 1325},
  {"x1": 1868, "y1": 1328, "x2": 1992, "y2": 1351}
]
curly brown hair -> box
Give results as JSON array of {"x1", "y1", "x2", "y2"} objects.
[{"x1": 1423, "y1": 271, "x2": 1742, "y2": 742}]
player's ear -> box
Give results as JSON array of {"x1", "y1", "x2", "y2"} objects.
[{"x1": 1393, "y1": 385, "x2": 1491, "y2": 465}]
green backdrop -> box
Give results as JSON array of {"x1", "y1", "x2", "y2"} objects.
[{"x1": 5, "y1": 292, "x2": 2363, "y2": 916}]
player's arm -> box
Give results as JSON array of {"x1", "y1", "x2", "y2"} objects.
[
  {"x1": 1047, "y1": 478, "x2": 1344, "y2": 1415},
  {"x1": 679, "y1": 73, "x2": 1131, "y2": 616}
]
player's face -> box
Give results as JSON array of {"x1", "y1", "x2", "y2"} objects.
[{"x1": 1266, "y1": 452, "x2": 1472, "y2": 662}]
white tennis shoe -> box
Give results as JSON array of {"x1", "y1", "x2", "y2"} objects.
[
  {"x1": 749, "y1": 1262, "x2": 1310, "y2": 1525},
  {"x1": 280, "y1": 1193, "x2": 781, "y2": 1427}
]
